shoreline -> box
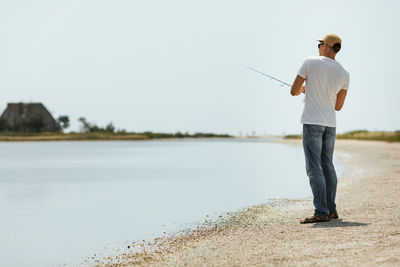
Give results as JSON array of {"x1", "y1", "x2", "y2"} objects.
[
  {"x1": 94, "y1": 139, "x2": 400, "y2": 266},
  {"x1": 0, "y1": 136, "x2": 234, "y2": 142},
  {"x1": 0, "y1": 133, "x2": 398, "y2": 143},
  {"x1": 0, "y1": 133, "x2": 234, "y2": 142}
]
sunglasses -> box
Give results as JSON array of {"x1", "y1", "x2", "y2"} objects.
[{"x1": 318, "y1": 42, "x2": 325, "y2": 49}]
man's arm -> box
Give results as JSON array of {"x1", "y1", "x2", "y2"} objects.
[
  {"x1": 291, "y1": 75, "x2": 306, "y2": 96},
  {"x1": 335, "y1": 89, "x2": 347, "y2": 111}
]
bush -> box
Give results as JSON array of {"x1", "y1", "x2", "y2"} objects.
[
  {"x1": 58, "y1": 115, "x2": 70, "y2": 131},
  {"x1": 284, "y1": 134, "x2": 302, "y2": 139},
  {"x1": 0, "y1": 118, "x2": 8, "y2": 131},
  {"x1": 23, "y1": 115, "x2": 45, "y2": 132},
  {"x1": 105, "y1": 123, "x2": 115, "y2": 133},
  {"x1": 345, "y1": 130, "x2": 369, "y2": 135},
  {"x1": 78, "y1": 117, "x2": 117, "y2": 133}
]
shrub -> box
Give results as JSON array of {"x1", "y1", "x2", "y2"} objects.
[
  {"x1": 0, "y1": 118, "x2": 8, "y2": 131},
  {"x1": 23, "y1": 115, "x2": 45, "y2": 132}
]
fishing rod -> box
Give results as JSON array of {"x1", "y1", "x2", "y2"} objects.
[
  {"x1": 237, "y1": 64, "x2": 291, "y2": 87},
  {"x1": 238, "y1": 64, "x2": 305, "y2": 102}
]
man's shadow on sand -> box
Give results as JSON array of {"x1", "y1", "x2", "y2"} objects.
[{"x1": 311, "y1": 219, "x2": 370, "y2": 228}]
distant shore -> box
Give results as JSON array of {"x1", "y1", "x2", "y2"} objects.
[
  {"x1": 96, "y1": 139, "x2": 400, "y2": 266},
  {"x1": 1, "y1": 131, "x2": 399, "y2": 142},
  {"x1": 0, "y1": 132, "x2": 233, "y2": 142},
  {"x1": 284, "y1": 130, "x2": 400, "y2": 142}
]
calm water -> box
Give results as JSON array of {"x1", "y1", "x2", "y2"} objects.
[{"x1": 0, "y1": 138, "x2": 322, "y2": 266}]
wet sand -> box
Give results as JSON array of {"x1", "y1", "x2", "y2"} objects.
[{"x1": 99, "y1": 139, "x2": 400, "y2": 266}]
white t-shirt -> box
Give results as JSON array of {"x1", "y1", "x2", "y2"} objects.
[{"x1": 298, "y1": 56, "x2": 350, "y2": 127}]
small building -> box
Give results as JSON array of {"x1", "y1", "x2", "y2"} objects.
[{"x1": 0, "y1": 102, "x2": 58, "y2": 132}]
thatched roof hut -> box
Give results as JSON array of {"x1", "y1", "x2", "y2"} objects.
[{"x1": 0, "y1": 103, "x2": 58, "y2": 132}]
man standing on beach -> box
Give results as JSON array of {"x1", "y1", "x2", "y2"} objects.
[{"x1": 290, "y1": 33, "x2": 350, "y2": 224}]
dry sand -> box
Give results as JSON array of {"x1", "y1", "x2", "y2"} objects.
[{"x1": 99, "y1": 139, "x2": 400, "y2": 266}]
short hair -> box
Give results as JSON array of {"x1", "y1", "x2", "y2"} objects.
[{"x1": 330, "y1": 43, "x2": 341, "y2": 53}]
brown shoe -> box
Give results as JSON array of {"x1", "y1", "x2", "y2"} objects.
[
  {"x1": 330, "y1": 211, "x2": 339, "y2": 219},
  {"x1": 300, "y1": 213, "x2": 331, "y2": 224}
]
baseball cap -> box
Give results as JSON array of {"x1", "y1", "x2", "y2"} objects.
[{"x1": 317, "y1": 33, "x2": 342, "y2": 47}]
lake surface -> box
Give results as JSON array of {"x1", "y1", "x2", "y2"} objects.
[{"x1": 0, "y1": 138, "x2": 326, "y2": 266}]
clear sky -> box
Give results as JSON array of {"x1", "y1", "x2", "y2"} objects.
[{"x1": 1, "y1": 0, "x2": 399, "y2": 135}]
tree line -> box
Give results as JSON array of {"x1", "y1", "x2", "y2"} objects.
[
  {"x1": 0, "y1": 115, "x2": 232, "y2": 138},
  {"x1": 0, "y1": 115, "x2": 116, "y2": 133}
]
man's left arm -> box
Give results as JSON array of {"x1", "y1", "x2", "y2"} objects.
[{"x1": 291, "y1": 75, "x2": 306, "y2": 96}]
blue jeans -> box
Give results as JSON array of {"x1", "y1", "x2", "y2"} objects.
[{"x1": 303, "y1": 124, "x2": 337, "y2": 215}]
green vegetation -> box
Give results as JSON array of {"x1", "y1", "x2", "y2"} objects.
[
  {"x1": 336, "y1": 130, "x2": 400, "y2": 142},
  {"x1": 283, "y1": 134, "x2": 302, "y2": 140},
  {"x1": 0, "y1": 118, "x2": 8, "y2": 131},
  {"x1": 0, "y1": 114, "x2": 70, "y2": 133},
  {"x1": 0, "y1": 115, "x2": 232, "y2": 141},
  {"x1": 78, "y1": 117, "x2": 115, "y2": 133},
  {"x1": 284, "y1": 130, "x2": 400, "y2": 142},
  {"x1": 0, "y1": 115, "x2": 47, "y2": 132},
  {"x1": 0, "y1": 132, "x2": 147, "y2": 141},
  {"x1": 57, "y1": 115, "x2": 70, "y2": 131},
  {"x1": 23, "y1": 115, "x2": 45, "y2": 132}
]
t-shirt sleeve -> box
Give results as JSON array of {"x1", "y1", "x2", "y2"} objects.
[
  {"x1": 297, "y1": 59, "x2": 308, "y2": 79},
  {"x1": 342, "y1": 71, "x2": 350, "y2": 90}
]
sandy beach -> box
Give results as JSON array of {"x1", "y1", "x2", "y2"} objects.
[{"x1": 100, "y1": 139, "x2": 400, "y2": 266}]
